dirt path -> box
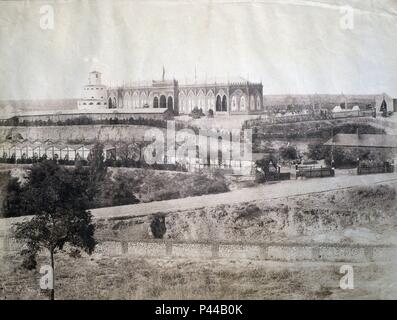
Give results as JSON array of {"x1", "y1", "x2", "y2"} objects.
[{"x1": 92, "y1": 172, "x2": 397, "y2": 219}]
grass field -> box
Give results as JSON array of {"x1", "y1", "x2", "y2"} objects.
[{"x1": 1, "y1": 252, "x2": 395, "y2": 300}]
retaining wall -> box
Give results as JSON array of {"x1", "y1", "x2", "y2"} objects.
[{"x1": 2, "y1": 234, "x2": 395, "y2": 263}]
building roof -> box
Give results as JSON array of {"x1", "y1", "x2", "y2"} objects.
[{"x1": 324, "y1": 134, "x2": 397, "y2": 149}]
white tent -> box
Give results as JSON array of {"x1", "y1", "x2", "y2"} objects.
[{"x1": 332, "y1": 106, "x2": 342, "y2": 112}]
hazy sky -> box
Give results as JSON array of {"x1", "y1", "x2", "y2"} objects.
[{"x1": 0, "y1": 0, "x2": 397, "y2": 100}]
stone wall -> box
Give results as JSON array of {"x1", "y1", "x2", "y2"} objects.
[{"x1": 2, "y1": 233, "x2": 395, "y2": 263}]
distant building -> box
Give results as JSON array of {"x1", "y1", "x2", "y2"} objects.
[
  {"x1": 78, "y1": 71, "x2": 264, "y2": 115},
  {"x1": 263, "y1": 94, "x2": 393, "y2": 114}
]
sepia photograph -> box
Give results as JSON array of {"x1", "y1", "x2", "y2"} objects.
[{"x1": 0, "y1": 0, "x2": 397, "y2": 307}]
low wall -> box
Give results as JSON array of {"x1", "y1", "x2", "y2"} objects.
[
  {"x1": 92, "y1": 241, "x2": 397, "y2": 262},
  {"x1": 3, "y1": 234, "x2": 394, "y2": 263}
]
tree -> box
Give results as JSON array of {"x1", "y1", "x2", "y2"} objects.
[
  {"x1": 255, "y1": 154, "x2": 278, "y2": 183},
  {"x1": 307, "y1": 144, "x2": 330, "y2": 161},
  {"x1": 87, "y1": 143, "x2": 107, "y2": 201},
  {"x1": 190, "y1": 106, "x2": 204, "y2": 119},
  {"x1": 279, "y1": 145, "x2": 297, "y2": 160},
  {"x1": 108, "y1": 175, "x2": 139, "y2": 206},
  {"x1": 12, "y1": 160, "x2": 96, "y2": 300},
  {"x1": 3, "y1": 177, "x2": 24, "y2": 217}
]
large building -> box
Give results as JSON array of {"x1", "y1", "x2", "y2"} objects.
[
  {"x1": 78, "y1": 71, "x2": 264, "y2": 115},
  {"x1": 77, "y1": 71, "x2": 394, "y2": 116}
]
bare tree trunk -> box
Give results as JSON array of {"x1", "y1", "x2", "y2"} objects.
[{"x1": 50, "y1": 249, "x2": 55, "y2": 300}]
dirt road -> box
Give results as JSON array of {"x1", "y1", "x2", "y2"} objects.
[{"x1": 92, "y1": 172, "x2": 397, "y2": 219}]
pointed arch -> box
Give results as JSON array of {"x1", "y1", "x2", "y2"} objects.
[
  {"x1": 256, "y1": 96, "x2": 261, "y2": 110},
  {"x1": 153, "y1": 96, "x2": 159, "y2": 108},
  {"x1": 132, "y1": 91, "x2": 139, "y2": 109},
  {"x1": 240, "y1": 95, "x2": 246, "y2": 111},
  {"x1": 231, "y1": 96, "x2": 238, "y2": 111},
  {"x1": 206, "y1": 90, "x2": 215, "y2": 111},
  {"x1": 179, "y1": 92, "x2": 186, "y2": 113},
  {"x1": 216, "y1": 95, "x2": 222, "y2": 112},
  {"x1": 124, "y1": 92, "x2": 131, "y2": 108},
  {"x1": 188, "y1": 90, "x2": 195, "y2": 112},
  {"x1": 160, "y1": 95, "x2": 167, "y2": 108},
  {"x1": 250, "y1": 95, "x2": 255, "y2": 110},
  {"x1": 167, "y1": 96, "x2": 173, "y2": 111},
  {"x1": 222, "y1": 95, "x2": 227, "y2": 111},
  {"x1": 140, "y1": 92, "x2": 147, "y2": 108},
  {"x1": 198, "y1": 90, "x2": 205, "y2": 111}
]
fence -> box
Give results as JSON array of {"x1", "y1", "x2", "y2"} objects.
[
  {"x1": 2, "y1": 236, "x2": 395, "y2": 263},
  {"x1": 265, "y1": 171, "x2": 291, "y2": 181},
  {"x1": 296, "y1": 166, "x2": 334, "y2": 178},
  {"x1": 246, "y1": 110, "x2": 373, "y2": 127},
  {"x1": 358, "y1": 164, "x2": 394, "y2": 175}
]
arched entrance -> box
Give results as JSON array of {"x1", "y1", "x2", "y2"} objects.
[
  {"x1": 153, "y1": 96, "x2": 159, "y2": 108},
  {"x1": 216, "y1": 96, "x2": 222, "y2": 112},
  {"x1": 167, "y1": 96, "x2": 173, "y2": 111},
  {"x1": 160, "y1": 95, "x2": 167, "y2": 108},
  {"x1": 108, "y1": 98, "x2": 113, "y2": 109},
  {"x1": 221, "y1": 95, "x2": 227, "y2": 111}
]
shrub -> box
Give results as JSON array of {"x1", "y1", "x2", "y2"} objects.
[
  {"x1": 190, "y1": 107, "x2": 205, "y2": 119},
  {"x1": 279, "y1": 145, "x2": 297, "y2": 160}
]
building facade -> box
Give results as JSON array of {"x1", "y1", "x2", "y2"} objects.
[{"x1": 78, "y1": 71, "x2": 264, "y2": 115}]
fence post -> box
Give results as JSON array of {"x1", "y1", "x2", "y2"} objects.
[
  {"x1": 211, "y1": 243, "x2": 219, "y2": 259},
  {"x1": 166, "y1": 242, "x2": 173, "y2": 257}
]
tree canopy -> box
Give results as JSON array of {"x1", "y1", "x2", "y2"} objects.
[{"x1": 12, "y1": 161, "x2": 96, "y2": 266}]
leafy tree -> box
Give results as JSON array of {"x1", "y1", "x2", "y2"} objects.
[
  {"x1": 3, "y1": 177, "x2": 24, "y2": 217},
  {"x1": 307, "y1": 144, "x2": 331, "y2": 161},
  {"x1": 107, "y1": 176, "x2": 139, "y2": 206},
  {"x1": 87, "y1": 143, "x2": 107, "y2": 201},
  {"x1": 279, "y1": 145, "x2": 297, "y2": 160},
  {"x1": 190, "y1": 107, "x2": 204, "y2": 119},
  {"x1": 255, "y1": 154, "x2": 278, "y2": 183},
  {"x1": 12, "y1": 160, "x2": 96, "y2": 300}
]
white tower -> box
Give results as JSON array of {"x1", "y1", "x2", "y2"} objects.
[
  {"x1": 89, "y1": 71, "x2": 102, "y2": 85},
  {"x1": 77, "y1": 71, "x2": 108, "y2": 111}
]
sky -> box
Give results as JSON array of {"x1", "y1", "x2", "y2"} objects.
[{"x1": 0, "y1": 0, "x2": 397, "y2": 100}]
